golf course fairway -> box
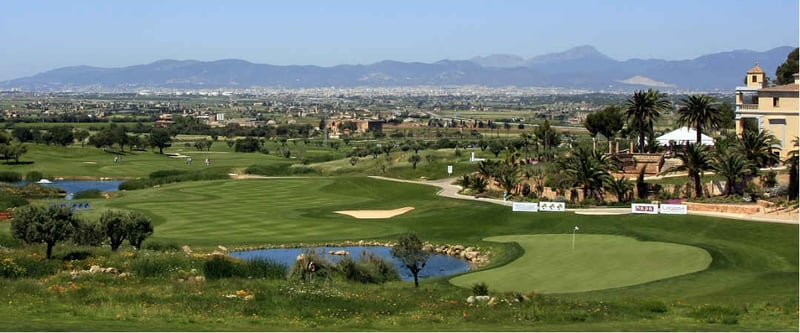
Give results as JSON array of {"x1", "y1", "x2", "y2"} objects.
[{"x1": 450, "y1": 234, "x2": 712, "y2": 294}]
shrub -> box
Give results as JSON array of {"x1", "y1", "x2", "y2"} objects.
[
  {"x1": 72, "y1": 189, "x2": 103, "y2": 199},
  {"x1": 471, "y1": 282, "x2": 490, "y2": 296},
  {"x1": 0, "y1": 171, "x2": 22, "y2": 183},
  {"x1": 0, "y1": 190, "x2": 28, "y2": 210},
  {"x1": 24, "y1": 171, "x2": 44, "y2": 182},
  {"x1": 287, "y1": 249, "x2": 333, "y2": 282}
]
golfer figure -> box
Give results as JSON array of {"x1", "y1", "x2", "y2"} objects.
[
  {"x1": 113, "y1": 156, "x2": 119, "y2": 165},
  {"x1": 204, "y1": 158, "x2": 210, "y2": 167}
]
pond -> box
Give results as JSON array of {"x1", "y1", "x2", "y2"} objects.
[
  {"x1": 229, "y1": 246, "x2": 470, "y2": 281},
  {"x1": 14, "y1": 180, "x2": 123, "y2": 200}
]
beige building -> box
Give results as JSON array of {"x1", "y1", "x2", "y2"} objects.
[{"x1": 735, "y1": 64, "x2": 799, "y2": 159}]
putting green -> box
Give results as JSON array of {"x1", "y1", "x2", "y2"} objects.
[{"x1": 450, "y1": 234, "x2": 712, "y2": 294}]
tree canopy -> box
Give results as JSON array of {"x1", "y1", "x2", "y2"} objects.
[{"x1": 775, "y1": 47, "x2": 799, "y2": 85}]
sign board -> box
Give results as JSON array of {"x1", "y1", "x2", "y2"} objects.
[
  {"x1": 512, "y1": 202, "x2": 539, "y2": 212},
  {"x1": 660, "y1": 204, "x2": 688, "y2": 215},
  {"x1": 539, "y1": 201, "x2": 566, "y2": 212},
  {"x1": 447, "y1": 165, "x2": 453, "y2": 176},
  {"x1": 631, "y1": 203, "x2": 659, "y2": 214}
]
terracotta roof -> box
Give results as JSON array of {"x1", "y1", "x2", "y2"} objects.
[
  {"x1": 747, "y1": 63, "x2": 764, "y2": 74},
  {"x1": 760, "y1": 83, "x2": 799, "y2": 92}
]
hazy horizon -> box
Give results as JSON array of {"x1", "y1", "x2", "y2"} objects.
[{"x1": 1, "y1": 0, "x2": 797, "y2": 81}]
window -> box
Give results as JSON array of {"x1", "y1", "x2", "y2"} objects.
[
  {"x1": 773, "y1": 97, "x2": 780, "y2": 107},
  {"x1": 752, "y1": 75, "x2": 758, "y2": 83}
]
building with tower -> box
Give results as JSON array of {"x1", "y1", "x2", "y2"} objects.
[{"x1": 734, "y1": 64, "x2": 799, "y2": 159}]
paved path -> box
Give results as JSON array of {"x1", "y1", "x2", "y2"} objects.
[{"x1": 368, "y1": 176, "x2": 798, "y2": 225}]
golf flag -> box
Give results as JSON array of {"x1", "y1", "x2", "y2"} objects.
[{"x1": 574, "y1": 225, "x2": 579, "y2": 231}]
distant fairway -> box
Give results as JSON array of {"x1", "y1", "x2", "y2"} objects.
[
  {"x1": 93, "y1": 177, "x2": 467, "y2": 245},
  {"x1": 449, "y1": 234, "x2": 712, "y2": 294}
]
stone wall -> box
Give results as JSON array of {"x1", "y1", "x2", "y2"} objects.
[{"x1": 685, "y1": 202, "x2": 763, "y2": 214}]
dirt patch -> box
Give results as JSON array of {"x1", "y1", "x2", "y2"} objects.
[
  {"x1": 83, "y1": 161, "x2": 97, "y2": 164},
  {"x1": 335, "y1": 207, "x2": 415, "y2": 219},
  {"x1": 573, "y1": 208, "x2": 631, "y2": 216}
]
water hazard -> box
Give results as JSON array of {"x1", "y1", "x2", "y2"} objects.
[{"x1": 230, "y1": 246, "x2": 470, "y2": 281}]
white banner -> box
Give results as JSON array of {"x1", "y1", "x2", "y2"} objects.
[
  {"x1": 631, "y1": 203, "x2": 659, "y2": 214},
  {"x1": 660, "y1": 204, "x2": 688, "y2": 215},
  {"x1": 539, "y1": 201, "x2": 566, "y2": 212},
  {"x1": 512, "y1": 202, "x2": 539, "y2": 212}
]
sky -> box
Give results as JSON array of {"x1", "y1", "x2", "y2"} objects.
[{"x1": 0, "y1": 0, "x2": 798, "y2": 81}]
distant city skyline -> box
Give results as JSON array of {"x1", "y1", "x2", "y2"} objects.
[{"x1": 0, "y1": 0, "x2": 797, "y2": 81}]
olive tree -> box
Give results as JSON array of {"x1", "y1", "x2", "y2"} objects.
[
  {"x1": 391, "y1": 232, "x2": 431, "y2": 288},
  {"x1": 101, "y1": 210, "x2": 128, "y2": 251},
  {"x1": 11, "y1": 205, "x2": 77, "y2": 259},
  {"x1": 125, "y1": 211, "x2": 153, "y2": 249}
]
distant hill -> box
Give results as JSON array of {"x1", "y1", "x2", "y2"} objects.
[{"x1": 1, "y1": 46, "x2": 794, "y2": 92}]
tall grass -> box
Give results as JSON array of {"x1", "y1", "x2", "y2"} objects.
[
  {"x1": 337, "y1": 251, "x2": 399, "y2": 284},
  {"x1": 202, "y1": 256, "x2": 286, "y2": 280}
]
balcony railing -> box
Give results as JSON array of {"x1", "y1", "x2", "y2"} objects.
[{"x1": 736, "y1": 103, "x2": 759, "y2": 110}]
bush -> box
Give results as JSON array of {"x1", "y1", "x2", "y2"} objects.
[
  {"x1": 0, "y1": 190, "x2": 28, "y2": 210},
  {"x1": 287, "y1": 249, "x2": 333, "y2": 282},
  {"x1": 24, "y1": 171, "x2": 44, "y2": 182},
  {"x1": 471, "y1": 282, "x2": 490, "y2": 296},
  {"x1": 0, "y1": 171, "x2": 22, "y2": 183},
  {"x1": 72, "y1": 189, "x2": 103, "y2": 199}
]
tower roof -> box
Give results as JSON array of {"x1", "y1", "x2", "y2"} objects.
[{"x1": 747, "y1": 63, "x2": 764, "y2": 74}]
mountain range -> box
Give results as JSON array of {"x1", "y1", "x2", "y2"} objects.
[{"x1": 1, "y1": 45, "x2": 795, "y2": 92}]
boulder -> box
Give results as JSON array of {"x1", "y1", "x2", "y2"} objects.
[
  {"x1": 217, "y1": 245, "x2": 228, "y2": 252},
  {"x1": 182, "y1": 245, "x2": 193, "y2": 255},
  {"x1": 88, "y1": 265, "x2": 102, "y2": 274}
]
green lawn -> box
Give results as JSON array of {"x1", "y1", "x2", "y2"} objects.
[{"x1": 450, "y1": 234, "x2": 712, "y2": 293}]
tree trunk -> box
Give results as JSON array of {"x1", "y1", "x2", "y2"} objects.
[
  {"x1": 46, "y1": 242, "x2": 54, "y2": 259},
  {"x1": 693, "y1": 173, "x2": 703, "y2": 198}
]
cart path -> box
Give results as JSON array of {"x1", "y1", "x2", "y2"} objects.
[{"x1": 368, "y1": 176, "x2": 798, "y2": 225}]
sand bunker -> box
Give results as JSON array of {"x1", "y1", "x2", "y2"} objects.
[{"x1": 335, "y1": 207, "x2": 415, "y2": 219}]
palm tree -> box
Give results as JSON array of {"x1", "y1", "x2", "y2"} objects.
[
  {"x1": 712, "y1": 152, "x2": 752, "y2": 196},
  {"x1": 785, "y1": 137, "x2": 798, "y2": 200},
  {"x1": 604, "y1": 176, "x2": 634, "y2": 203},
  {"x1": 739, "y1": 129, "x2": 780, "y2": 170},
  {"x1": 559, "y1": 147, "x2": 614, "y2": 200},
  {"x1": 661, "y1": 143, "x2": 712, "y2": 198},
  {"x1": 624, "y1": 89, "x2": 671, "y2": 153},
  {"x1": 677, "y1": 94, "x2": 722, "y2": 144}
]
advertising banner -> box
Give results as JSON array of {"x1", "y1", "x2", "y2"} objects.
[
  {"x1": 512, "y1": 202, "x2": 539, "y2": 212},
  {"x1": 660, "y1": 204, "x2": 688, "y2": 215},
  {"x1": 539, "y1": 201, "x2": 566, "y2": 212},
  {"x1": 631, "y1": 203, "x2": 659, "y2": 214}
]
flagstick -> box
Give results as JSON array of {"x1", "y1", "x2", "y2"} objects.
[{"x1": 572, "y1": 226, "x2": 579, "y2": 250}]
